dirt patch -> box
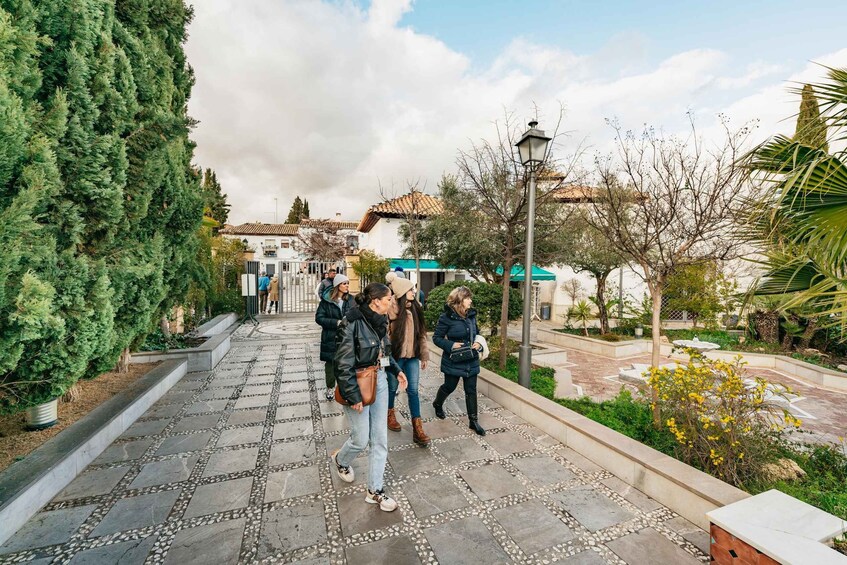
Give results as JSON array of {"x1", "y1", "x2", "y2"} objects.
[{"x1": 0, "y1": 363, "x2": 160, "y2": 473}]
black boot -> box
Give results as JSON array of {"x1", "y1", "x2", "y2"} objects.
[
  {"x1": 432, "y1": 386, "x2": 449, "y2": 420},
  {"x1": 466, "y1": 393, "x2": 485, "y2": 436}
]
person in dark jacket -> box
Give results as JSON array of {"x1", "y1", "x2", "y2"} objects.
[
  {"x1": 432, "y1": 286, "x2": 486, "y2": 435},
  {"x1": 331, "y1": 283, "x2": 408, "y2": 512},
  {"x1": 315, "y1": 274, "x2": 354, "y2": 400}
]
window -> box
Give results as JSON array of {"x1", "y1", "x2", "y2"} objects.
[
  {"x1": 346, "y1": 235, "x2": 359, "y2": 251},
  {"x1": 263, "y1": 238, "x2": 278, "y2": 249},
  {"x1": 280, "y1": 241, "x2": 290, "y2": 249}
]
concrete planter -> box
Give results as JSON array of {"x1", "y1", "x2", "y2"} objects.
[
  {"x1": 131, "y1": 321, "x2": 238, "y2": 372},
  {"x1": 194, "y1": 313, "x2": 238, "y2": 337},
  {"x1": 538, "y1": 328, "x2": 648, "y2": 359}
]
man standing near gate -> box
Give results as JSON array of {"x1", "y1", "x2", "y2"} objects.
[
  {"x1": 315, "y1": 268, "x2": 336, "y2": 299},
  {"x1": 258, "y1": 271, "x2": 270, "y2": 313}
]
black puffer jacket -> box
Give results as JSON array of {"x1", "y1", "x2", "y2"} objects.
[
  {"x1": 315, "y1": 287, "x2": 355, "y2": 362},
  {"x1": 432, "y1": 305, "x2": 480, "y2": 377},
  {"x1": 334, "y1": 305, "x2": 401, "y2": 405}
]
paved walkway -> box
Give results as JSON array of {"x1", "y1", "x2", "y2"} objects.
[{"x1": 0, "y1": 316, "x2": 708, "y2": 564}]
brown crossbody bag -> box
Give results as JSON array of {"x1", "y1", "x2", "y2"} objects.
[{"x1": 335, "y1": 318, "x2": 381, "y2": 406}]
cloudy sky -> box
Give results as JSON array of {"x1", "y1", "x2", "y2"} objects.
[{"x1": 185, "y1": 0, "x2": 847, "y2": 225}]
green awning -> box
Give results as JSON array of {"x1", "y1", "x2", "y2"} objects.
[
  {"x1": 389, "y1": 259, "x2": 445, "y2": 271},
  {"x1": 496, "y1": 265, "x2": 556, "y2": 281}
]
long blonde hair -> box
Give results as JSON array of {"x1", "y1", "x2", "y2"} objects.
[{"x1": 446, "y1": 286, "x2": 472, "y2": 318}]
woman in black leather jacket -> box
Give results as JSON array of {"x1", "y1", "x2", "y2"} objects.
[
  {"x1": 432, "y1": 285, "x2": 486, "y2": 435},
  {"x1": 331, "y1": 283, "x2": 407, "y2": 512}
]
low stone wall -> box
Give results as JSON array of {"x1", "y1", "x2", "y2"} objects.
[
  {"x1": 0, "y1": 359, "x2": 188, "y2": 546},
  {"x1": 537, "y1": 329, "x2": 647, "y2": 358},
  {"x1": 131, "y1": 322, "x2": 238, "y2": 371},
  {"x1": 194, "y1": 312, "x2": 238, "y2": 337}
]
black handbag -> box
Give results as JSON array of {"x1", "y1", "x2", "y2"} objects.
[{"x1": 449, "y1": 344, "x2": 475, "y2": 363}]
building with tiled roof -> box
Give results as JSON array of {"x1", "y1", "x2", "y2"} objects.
[
  {"x1": 219, "y1": 223, "x2": 300, "y2": 236},
  {"x1": 357, "y1": 192, "x2": 443, "y2": 233}
]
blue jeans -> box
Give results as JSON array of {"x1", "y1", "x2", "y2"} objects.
[
  {"x1": 337, "y1": 369, "x2": 389, "y2": 492},
  {"x1": 388, "y1": 358, "x2": 421, "y2": 419}
]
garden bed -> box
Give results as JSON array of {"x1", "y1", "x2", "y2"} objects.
[{"x1": 0, "y1": 363, "x2": 159, "y2": 473}]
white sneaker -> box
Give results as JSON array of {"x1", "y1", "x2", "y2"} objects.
[
  {"x1": 331, "y1": 450, "x2": 354, "y2": 483},
  {"x1": 325, "y1": 387, "x2": 334, "y2": 401},
  {"x1": 365, "y1": 488, "x2": 398, "y2": 511}
]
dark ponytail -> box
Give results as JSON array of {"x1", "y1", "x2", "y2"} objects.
[{"x1": 356, "y1": 283, "x2": 390, "y2": 306}]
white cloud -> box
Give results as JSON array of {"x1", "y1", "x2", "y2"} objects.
[{"x1": 186, "y1": 2, "x2": 847, "y2": 225}]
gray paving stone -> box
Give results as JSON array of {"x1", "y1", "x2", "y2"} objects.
[
  {"x1": 550, "y1": 486, "x2": 635, "y2": 532},
  {"x1": 425, "y1": 516, "x2": 510, "y2": 565},
  {"x1": 277, "y1": 403, "x2": 313, "y2": 419},
  {"x1": 512, "y1": 454, "x2": 576, "y2": 486},
  {"x1": 257, "y1": 501, "x2": 327, "y2": 558},
  {"x1": 557, "y1": 446, "x2": 603, "y2": 474},
  {"x1": 278, "y1": 390, "x2": 311, "y2": 404},
  {"x1": 477, "y1": 412, "x2": 504, "y2": 430},
  {"x1": 272, "y1": 418, "x2": 314, "y2": 440},
  {"x1": 318, "y1": 401, "x2": 342, "y2": 416},
  {"x1": 602, "y1": 476, "x2": 663, "y2": 512},
  {"x1": 484, "y1": 430, "x2": 535, "y2": 455},
  {"x1": 202, "y1": 446, "x2": 259, "y2": 477},
  {"x1": 184, "y1": 476, "x2": 253, "y2": 518},
  {"x1": 242, "y1": 384, "x2": 273, "y2": 395},
  {"x1": 337, "y1": 492, "x2": 403, "y2": 536},
  {"x1": 155, "y1": 391, "x2": 194, "y2": 405},
  {"x1": 330, "y1": 454, "x2": 370, "y2": 488},
  {"x1": 606, "y1": 527, "x2": 702, "y2": 565},
  {"x1": 155, "y1": 431, "x2": 213, "y2": 456},
  {"x1": 54, "y1": 465, "x2": 130, "y2": 501},
  {"x1": 172, "y1": 379, "x2": 205, "y2": 392},
  {"x1": 269, "y1": 438, "x2": 316, "y2": 466},
  {"x1": 197, "y1": 387, "x2": 235, "y2": 401},
  {"x1": 164, "y1": 518, "x2": 245, "y2": 565},
  {"x1": 184, "y1": 399, "x2": 229, "y2": 414},
  {"x1": 405, "y1": 474, "x2": 468, "y2": 518},
  {"x1": 664, "y1": 516, "x2": 711, "y2": 555},
  {"x1": 560, "y1": 549, "x2": 607, "y2": 564},
  {"x1": 436, "y1": 437, "x2": 489, "y2": 466},
  {"x1": 142, "y1": 402, "x2": 183, "y2": 419},
  {"x1": 388, "y1": 445, "x2": 441, "y2": 476},
  {"x1": 265, "y1": 465, "x2": 321, "y2": 503},
  {"x1": 217, "y1": 425, "x2": 264, "y2": 447},
  {"x1": 91, "y1": 490, "x2": 180, "y2": 536},
  {"x1": 493, "y1": 499, "x2": 575, "y2": 554},
  {"x1": 226, "y1": 408, "x2": 267, "y2": 425},
  {"x1": 129, "y1": 456, "x2": 198, "y2": 489},
  {"x1": 459, "y1": 462, "x2": 524, "y2": 501},
  {"x1": 234, "y1": 394, "x2": 271, "y2": 409},
  {"x1": 0, "y1": 505, "x2": 97, "y2": 554},
  {"x1": 93, "y1": 438, "x2": 154, "y2": 465},
  {"x1": 424, "y1": 419, "x2": 468, "y2": 440},
  {"x1": 345, "y1": 535, "x2": 421, "y2": 565},
  {"x1": 320, "y1": 414, "x2": 348, "y2": 433},
  {"x1": 120, "y1": 418, "x2": 170, "y2": 438},
  {"x1": 171, "y1": 413, "x2": 221, "y2": 433},
  {"x1": 68, "y1": 535, "x2": 158, "y2": 564}
]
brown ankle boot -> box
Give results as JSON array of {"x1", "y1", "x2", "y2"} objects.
[
  {"x1": 412, "y1": 417, "x2": 430, "y2": 447},
  {"x1": 387, "y1": 408, "x2": 401, "y2": 432}
]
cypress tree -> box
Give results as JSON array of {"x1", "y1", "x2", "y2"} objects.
[
  {"x1": 794, "y1": 84, "x2": 829, "y2": 152},
  {"x1": 302, "y1": 199, "x2": 310, "y2": 219},
  {"x1": 286, "y1": 196, "x2": 303, "y2": 224},
  {"x1": 202, "y1": 167, "x2": 230, "y2": 228}
]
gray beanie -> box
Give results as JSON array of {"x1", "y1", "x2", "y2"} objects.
[{"x1": 333, "y1": 274, "x2": 350, "y2": 287}]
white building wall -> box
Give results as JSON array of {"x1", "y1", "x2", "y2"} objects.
[
  {"x1": 362, "y1": 219, "x2": 405, "y2": 259},
  {"x1": 544, "y1": 264, "x2": 648, "y2": 323}
]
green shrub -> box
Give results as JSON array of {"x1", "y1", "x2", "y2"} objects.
[{"x1": 425, "y1": 280, "x2": 522, "y2": 333}]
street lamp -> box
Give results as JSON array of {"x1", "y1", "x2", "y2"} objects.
[{"x1": 515, "y1": 120, "x2": 551, "y2": 389}]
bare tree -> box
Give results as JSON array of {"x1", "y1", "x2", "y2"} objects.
[
  {"x1": 586, "y1": 115, "x2": 757, "y2": 425},
  {"x1": 296, "y1": 220, "x2": 346, "y2": 261}
]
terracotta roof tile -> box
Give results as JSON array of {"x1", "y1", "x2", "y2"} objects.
[
  {"x1": 549, "y1": 185, "x2": 599, "y2": 202},
  {"x1": 219, "y1": 223, "x2": 300, "y2": 236},
  {"x1": 299, "y1": 218, "x2": 359, "y2": 230},
  {"x1": 357, "y1": 192, "x2": 443, "y2": 232}
]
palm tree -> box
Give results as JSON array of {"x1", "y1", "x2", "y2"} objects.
[{"x1": 748, "y1": 67, "x2": 847, "y2": 332}]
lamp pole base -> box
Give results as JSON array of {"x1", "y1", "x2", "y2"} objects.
[{"x1": 519, "y1": 344, "x2": 532, "y2": 389}]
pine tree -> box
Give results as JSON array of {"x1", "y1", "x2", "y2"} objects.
[
  {"x1": 285, "y1": 196, "x2": 303, "y2": 224},
  {"x1": 302, "y1": 199, "x2": 310, "y2": 219},
  {"x1": 794, "y1": 84, "x2": 829, "y2": 152},
  {"x1": 201, "y1": 168, "x2": 230, "y2": 229}
]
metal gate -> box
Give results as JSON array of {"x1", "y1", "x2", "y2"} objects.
[{"x1": 276, "y1": 260, "x2": 347, "y2": 313}]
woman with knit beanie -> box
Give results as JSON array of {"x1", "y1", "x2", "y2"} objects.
[
  {"x1": 385, "y1": 272, "x2": 431, "y2": 446},
  {"x1": 315, "y1": 274, "x2": 355, "y2": 400}
]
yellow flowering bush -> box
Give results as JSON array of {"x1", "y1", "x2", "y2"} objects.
[{"x1": 647, "y1": 351, "x2": 800, "y2": 486}]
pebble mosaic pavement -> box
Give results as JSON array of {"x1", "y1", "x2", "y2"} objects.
[{"x1": 0, "y1": 315, "x2": 710, "y2": 564}]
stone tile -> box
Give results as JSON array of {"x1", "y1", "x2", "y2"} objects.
[
  {"x1": 69, "y1": 536, "x2": 157, "y2": 564},
  {"x1": 257, "y1": 501, "x2": 327, "y2": 558},
  {"x1": 121, "y1": 418, "x2": 170, "y2": 438},
  {"x1": 226, "y1": 408, "x2": 267, "y2": 425},
  {"x1": 172, "y1": 379, "x2": 205, "y2": 392},
  {"x1": 277, "y1": 403, "x2": 313, "y2": 419},
  {"x1": 54, "y1": 465, "x2": 130, "y2": 501},
  {"x1": 324, "y1": 433, "x2": 349, "y2": 456},
  {"x1": 184, "y1": 399, "x2": 229, "y2": 414},
  {"x1": 330, "y1": 455, "x2": 370, "y2": 489},
  {"x1": 388, "y1": 446, "x2": 441, "y2": 476},
  {"x1": 197, "y1": 388, "x2": 235, "y2": 401},
  {"x1": 318, "y1": 401, "x2": 342, "y2": 416},
  {"x1": 0, "y1": 505, "x2": 97, "y2": 554},
  {"x1": 270, "y1": 438, "x2": 317, "y2": 466},
  {"x1": 278, "y1": 381, "x2": 309, "y2": 393},
  {"x1": 217, "y1": 425, "x2": 264, "y2": 447},
  {"x1": 171, "y1": 414, "x2": 221, "y2": 433},
  {"x1": 483, "y1": 431, "x2": 535, "y2": 456},
  {"x1": 425, "y1": 516, "x2": 510, "y2": 565},
  {"x1": 203, "y1": 446, "x2": 259, "y2": 477},
  {"x1": 155, "y1": 432, "x2": 213, "y2": 456},
  {"x1": 337, "y1": 492, "x2": 403, "y2": 536},
  {"x1": 557, "y1": 446, "x2": 603, "y2": 474},
  {"x1": 459, "y1": 463, "x2": 523, "y2": 501},
  {"x1": 664, "y1": 516, "x2": 710, "y2": 555},
  {"x1": 242, "y1": 384, "x2": 273, "y2": 396},
  {"x1": 272, "y1": 418, "x2": 314, "y2": 440},
  {"x1": 345, "y1": 535, "x2": 421, "y2": 565},
  {"x1": 606, "y1": 527, "x2": 702, "y2": 564},
  {"x1": 142, "y1": 403, "x2": 183, "y2": 419},
  {"x1": 129, "y1": 456, "x2": 198, "y2": 489},
  {"x1": 405, "y1": 474, "x2": 468, "y2": 518},
  {"x1": 512, "y1": 454, "x2": 576, "y2": 486},
  {"x1": 249, "y1": 375, "x2": 276, "y2": 384},
  {"x1": 92, "y1": 490, "x2": 180, "y2": 536},
  {"x1": 156, "y1": 391, "x2": 194, "y2": 405},
  {"x1": 184, "y1": 477, "x2": 253, "y2": 518},
  {"x1": 234, "y1": 395, "x2": 271, "y2": 409},
  {"x1": 493, "y1": 499, "x2": 575, "y2": 554},
  {"x1": 320, "y1": 414, "x2": 349, "y2": 433},
  {"x1": 278, "y1": 390, "x2": 311, "y2": 404},
  {"x1": 424, "y1": 419, "x2": 469, "y2": 440},
  {"x1": 602, "y1": 476, "x2": 663, "y2": 512},
  {"x1": 560, "y1": 549, "x2": 607, "y2": 564},
  {"x1": 477, "y1": 413, "x2": 504, "y2": 430},
  {"x1": 164, "y1": 518, "x2": 245, "y2": 565},
  {"x1": 93, "y1": 438, "x2": 154, "y2": 465},
  {"x1": 550, "y1": 487, "x2": 634, "y2": 532},
  {"x1": 436, "y1": 438, "x2": 490, "y2": 466},
  {"x1": 387, "y1": 428, "x2": 416, "y2": 448},
  {"x1": 265, "y1": 465, "x2": 321, "y2": 503}
]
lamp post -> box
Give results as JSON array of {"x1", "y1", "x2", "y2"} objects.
[{"x1": 515, "y1": 120, "x2": 551, "y2": 389}]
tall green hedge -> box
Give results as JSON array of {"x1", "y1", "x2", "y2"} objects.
[
  {"x1": 424, "y1": 280, "x2": 522, "y2": 334},
  {"x1": 0, "y1": 0, "x2": 202, "y2": 413}
]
